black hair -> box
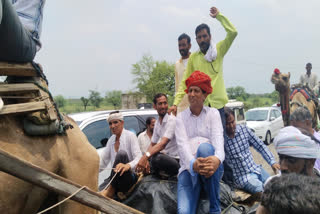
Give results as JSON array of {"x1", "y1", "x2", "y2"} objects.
[
  {"x1": 224, "y1": 107, "x2": 234, "y2": 119},
  {"x1": 146, "y1": 117, "x2": 155, "y2": 126},
  {"x1": 261, "y1": 173, "x2": 320, "y2": 214},
  {"x1": 195, "y1": 23, "x2": 211, "y2": 36},
  {"x1": 178, "y1": 33, "x2": 191, "y2": 44},
  {"x1": 306, "y1": 62, "x2": 312, "y2": 67},
  {"x1": 153, "y1": 93, "x2": 167, "y2": 105}
]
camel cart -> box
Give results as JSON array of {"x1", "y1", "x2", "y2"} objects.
[{"x1": 0, "y1": 148, "x2": 143, "y2": 214}]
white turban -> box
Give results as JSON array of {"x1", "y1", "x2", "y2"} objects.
[
  {"x1": 107, "y1": 112, "x2": 124, "y2": 123},
  {"x1": 274, "y1": 126, "x2": 320, "y2": 159}
]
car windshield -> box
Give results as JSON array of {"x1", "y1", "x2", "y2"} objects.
[{"x1": 246, "y1": 110, "x2": 268, "y2": 121}]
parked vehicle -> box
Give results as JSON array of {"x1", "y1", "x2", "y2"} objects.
[
  {"x1": 245, "y1": 107, "x2": 284, "y2": 145},
  {"x1": 69, "y1": 109, "x2": 158, "y2": 185},
  {"x1": 69, "y1": 109, "x2": 158, "y2": 150},
  {"x1": 225, "y1": 100, "x2": 246, "y2": 125}
]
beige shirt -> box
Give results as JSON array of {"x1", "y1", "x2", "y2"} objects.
[
  {"x1": 175, "y1": 58, "x2": 189, "y2": 114},
  {"x1": 300, "y1": 73, "x2": 318, "y2": 92}
]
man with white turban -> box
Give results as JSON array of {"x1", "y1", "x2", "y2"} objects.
[
  {"x1": 99, "y1": 111, "x2": 142, "y2": 198},
  {"x1": 273, "y1": 126, "x2": 320, "y2": 177}
]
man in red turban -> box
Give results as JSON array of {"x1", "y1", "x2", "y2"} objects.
[{"x1": 175, "y1": 70, "x2": 224, "y2": 214}]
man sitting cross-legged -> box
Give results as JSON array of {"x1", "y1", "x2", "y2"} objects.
[
  {"x1": 136, "y1": 93, "x2": 180, "y2": 178},
  {"x1": 99, "y1": 111, "x2": 142, "y2": 198},
  {"x1": 175, "y1": 71, "x2": 224, "y2": 214}
]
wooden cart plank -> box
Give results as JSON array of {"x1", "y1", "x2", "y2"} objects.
[
  {"x1": 0, "y1": 149, "x2": 143, "y2": 214},
  {"x1": 0, "y1": 62, "x2": 37, "y2": 77},
  {"x1": 0, "y1": 101, "x2": 46, "y2": 115},
  {"x1": 0, "y1": 83, "x2": 39, "y2": 94}
]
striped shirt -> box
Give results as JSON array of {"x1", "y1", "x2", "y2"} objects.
[
  {"x1": 225, "y1": 125, "x2": 276, "y2": 188},
  {"x1": 12, "y1": 0, "x2": 46, "y2": 48}
]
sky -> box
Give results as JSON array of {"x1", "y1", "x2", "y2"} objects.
[{"x1": 35, "y1": 0, "x2": 320, "y2": 98}]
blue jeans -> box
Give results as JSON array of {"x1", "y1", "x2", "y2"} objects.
[
  {"x1": 242, "y1": 168, "x2": 270, "y2": 193},
  {"x1": 177, "y1": 143, "x2": 224, "y2": 214}
]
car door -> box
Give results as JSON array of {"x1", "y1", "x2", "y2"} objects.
[
  {"x1": 274, "y1": 109, "x2": 284, "y2": 135},
  {"x1": 82, "y1": 119, "x2": 111, "y2": 149},
  {"x1": 269, "y1": 110, "x2": 278, "y2": 138}
]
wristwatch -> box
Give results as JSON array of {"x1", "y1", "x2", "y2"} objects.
[{"x1": 145, "y1": 152, "x2": 151, "y2": 159}]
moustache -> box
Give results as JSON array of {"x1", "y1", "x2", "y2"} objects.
[{"x1": 200, "y1": 41, "x2": 209, "y2": 47}]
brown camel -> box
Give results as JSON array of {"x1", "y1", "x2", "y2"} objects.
[
  {"x1": 271, "y1": 69, "x2": 318, "y2": 127},
  {"x1": 0, "y1": 115, "x2": 99, "y2": 214}
]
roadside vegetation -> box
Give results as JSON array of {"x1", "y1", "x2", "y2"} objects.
[{"x1": 54, "y1": 54, "x2": 279, "y2": 114}]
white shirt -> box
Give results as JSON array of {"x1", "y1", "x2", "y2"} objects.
[
  {"x1": 137, "y1": 130, "x2": 151, "y2": 154},
  {"x1": 175, "y1": 58, "x2": 189, "y2": 114},
  {"x1": 175, "y1": 106, "x2": 224, "y2": 175},
  {"x1": 300, "y1": 73, "x2": 318, "y2": 91},
  {"x1": 99, "y1": 129, "x2": 142, "y2": 172},
  {"x1": 151, "y1": 113, "x2": 178, "y2": 157}
]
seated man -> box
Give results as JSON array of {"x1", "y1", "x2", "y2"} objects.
[
  {"x1": 137, "y1": 116, "x2": 156, "y2": 154},
  {"x1": 257, "y1": 173, "x2": 320, "y2": 214},
  {"x1": 0, "y1": 0, "x2": 46, "y2": 62},
  {"x1": 273, "y1": 126, "x2": 320, "y2": 177},
  {"x1": 99, "y1": 111, "x2": 142, "y2": 198},
  {"x1": 289, "y1": 107, "x2": 320, "y2": 171},
  {"x1": 175, "y1": 71, "x2": 224, "y2": 214},
  {"x1": 224, "y1": 107, "x2": 280, "y2": 194},
  {"x1": 136, "y1": 93, "x2": 179, "y2": 178}
]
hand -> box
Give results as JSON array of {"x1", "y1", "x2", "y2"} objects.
[
  {"x1": 115, "y1": 163, "x2": 131, "y2": 176},
  {"x1": 200, "y1": 156, "x2": 221, "y2": 178},
  {"x1": 193, "y1": 156, "x2": 220, "y2": 178},
  {"x1": 136, "y1": 155, "x2": 148, "y2": 173},
  {"x1": 209, "y1": 7, "x2": 219, "y2": 18},
  {"x1": 271, "y1": 163, "x2": 281, "y2": 174},
  {"x1": 168, "y1": 105, "x2": 177, "y2": 116}
]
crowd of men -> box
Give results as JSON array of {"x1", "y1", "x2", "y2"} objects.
[
  {"x1": 97, "y1": 6, "x2": 320, "y2": 214},
  {"x1": 2, "y1": 1, "x2": 319, "y2": 214}
]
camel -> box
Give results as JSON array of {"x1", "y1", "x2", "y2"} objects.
[
  {"x1": 271, "y1": 69, "x2": 319, "y2": 128},
  {"x1": 0, "y1": 115, "x2": 99, "y2": 214}
]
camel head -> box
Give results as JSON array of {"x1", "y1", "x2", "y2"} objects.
[{"x1": 271, "y1": 68, "x2": 291, "y2": 93}]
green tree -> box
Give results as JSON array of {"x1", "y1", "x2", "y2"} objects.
[
  {"x1": 80, "y1": 96, "x2": 90, "y2": 110},
  {"x1": 89, "y1": 90, "x2": 103, "y2": 108},
  {"x1": 105, "y1": 90, "x2": 122, "y2": 109},
  {"x1": 227, "y1": 86, "x2": 248, "y2": 100},
  {"x1": 54, "y1": 95, "x2": 66, "y2": 108},
  {"x1": 131, "y1": 54, "x2": 175, "y2": 103}
]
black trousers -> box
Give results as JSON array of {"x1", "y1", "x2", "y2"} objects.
[
  {"x1": 99, "y1": 150, "x2": 137, "y2": 192},
  {"x1": 150, "y1": 153, "x2": 180, "y2": 177}
]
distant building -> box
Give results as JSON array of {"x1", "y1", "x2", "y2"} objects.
[{"x1": 121, "y1": 93, "x2": 147, "y2": 109}]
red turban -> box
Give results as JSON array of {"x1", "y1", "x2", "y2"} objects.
[{"x1": 185, "y1": 70, "x2": 212, "y2": 94}]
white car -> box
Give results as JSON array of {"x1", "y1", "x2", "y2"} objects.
[
  {"x1": 69, "y1": 109, "x2": 158, "y2": 185},
  {"x1": 245, "y1": 107, "x2": 284, "y2": 145}
]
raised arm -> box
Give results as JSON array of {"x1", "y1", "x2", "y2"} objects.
[{"x1": 213, "y1": 7, "x2": 238, "y2": 57}]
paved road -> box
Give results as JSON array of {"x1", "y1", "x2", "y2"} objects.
[{"x1": 250, "y1": 142, "x2": 279, "y2": 175}]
